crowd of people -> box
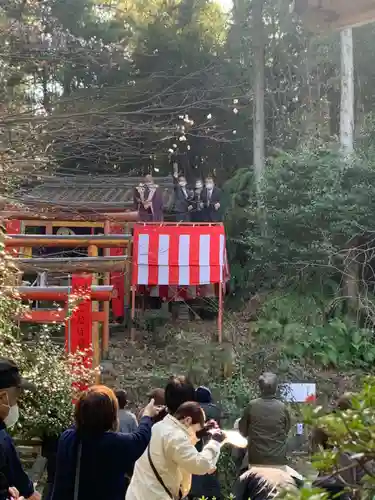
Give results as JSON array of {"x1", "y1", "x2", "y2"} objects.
[
  {"x1": 0, "y1": 359, "x2": 361, "y2": 500},
  {"x1": 133, "y1": 173, "x2": 222, "y2": 223}
]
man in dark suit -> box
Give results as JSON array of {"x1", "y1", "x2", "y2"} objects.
[
  {"x1": 191, "y1": 179, "x2": 204, "y2": 222},
  {"x1": 202, "y1": 176, "x2": 222, "y2": 222},
  {"x1": 173, "y1": 174, "x2": 193, "y2": 222}
]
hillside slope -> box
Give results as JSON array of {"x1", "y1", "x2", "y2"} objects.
[{"x1": 106, "y1": 315, "x2": 359, "y2": 421}]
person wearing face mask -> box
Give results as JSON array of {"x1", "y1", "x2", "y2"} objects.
[
  {"x1": 202, "y1": 176, "x2": 222, "y2": 222},
  {"x1": 126, "y1": 401, "x2": 226, "y2": 500},
  {"x1": 133, "y1": 174, "x2": 164, "y2": 222},
  {"x1": 0, "y1": 359, "x2": 40, "y2": 500},
  {"x1": 173, "y1": 174, "x2": 193, "y2": 222},
  {"x1": 191, "y1": 180, "x2": 204, "y2": 223}
]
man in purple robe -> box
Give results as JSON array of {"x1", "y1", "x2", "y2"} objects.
[{"x1": 133, "y1": 174, "x2": 164, "y2": 222}]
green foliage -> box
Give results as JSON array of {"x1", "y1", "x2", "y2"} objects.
[
  {"x1": 254, "y1": 316, "x2": 375, "y2": 369},
  {"x1": 134, "y1": 309, "x2": 171, "y2": 347},
  {"x1": 252, "y1": 289, "x2": 375, "y2": 370},
  {"x1": 216, "y1": 448, "x2": 237, "y2": 498},
  {"x1": 0, "y1": 331, "x2": 74, "y2": 439},
  {"x1": 257, "y1": 291, "x2": 329, "y2": 325},
  {"x1": 300, "y1": 378, "x2": 375, "y2": 500},
  {"x1": 213, "y1": 373, "x2": 255, "y2": 425},
  {"x1": 0, "y1": 324, "x2": 96, "y2": 439},
  {"x1": 226, "y1": 149, "x2": 375, "y2": 299},
  {"x1": 223, "y1": 169, "x2": 254, "y2": 300}
]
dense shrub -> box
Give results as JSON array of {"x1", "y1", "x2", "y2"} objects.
[
  {"x1": 254, "y1": 316, "x2": 375, "y2": 369},
  {"x1": 299, "y1": 377, "x2": 375, "y2": 500},
  {"x1": 225, "y1": 149, "x2": 375, "y2": 301}
]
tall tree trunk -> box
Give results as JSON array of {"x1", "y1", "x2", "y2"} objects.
[
  {"x1": 340, "y1": 28, "x2": 354, "y2": 154},
  {"x1": 252, "y1": 0, "x2": 265, "y2": 232},
  {"x1": 340, "y1": 28, "x2": 357, "y2": 314}
]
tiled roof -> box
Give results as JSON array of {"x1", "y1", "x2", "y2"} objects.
[{"x1": 18, "y1": 176, "x2": 174, "y2": 209}]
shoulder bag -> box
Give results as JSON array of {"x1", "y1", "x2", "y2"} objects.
[
  {"x1": 147, "y1": 444, "x2": 183, "y2": 500},
  {"x1": 73, "y1": 441, "x2": 82, "y2": 500}
]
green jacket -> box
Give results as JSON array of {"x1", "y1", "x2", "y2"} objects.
[{"x1": 239, "y1": 396, "x2": 291, "y2": 466}]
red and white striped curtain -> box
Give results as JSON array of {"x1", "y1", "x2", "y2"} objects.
[{"x1": 132, "y1": 224, "x2": 228, "y2": 287}]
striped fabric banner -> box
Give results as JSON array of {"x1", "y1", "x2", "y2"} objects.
[
  {"x1": 132, "y1": 224, "x2": 227, "y2": 286},
  {"x1": 138, "y1": 284, "x2": 217, "y2": 300}
]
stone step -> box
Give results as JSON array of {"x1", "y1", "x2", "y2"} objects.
[{"x1": 178, "y1": 303, "x2": 190, "y2": 320}]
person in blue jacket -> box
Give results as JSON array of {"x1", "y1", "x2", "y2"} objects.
[
  {"x1": 50, "y1": 385, "x2": 159, "y2": 500},
  {"x1": 0, "y1": 358, "x2": 40, "y2": 500}
]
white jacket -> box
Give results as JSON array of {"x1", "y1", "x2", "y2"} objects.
[{"x1": 126, "y1": 414, "x2": 222, "y2": 500}]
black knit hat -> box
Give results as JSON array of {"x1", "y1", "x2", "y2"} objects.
[{"x1": 0, "y1": 358, "x2": 35, "y2": 391}]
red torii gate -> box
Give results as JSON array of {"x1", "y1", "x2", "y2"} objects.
[
  {"x1": 18, "y1": 275, "x2": 113, "y2": 384},
  {"x1": 5, "y1": 225, "x2": 130, "y2": 377},
  {"x1": 2, "y1": 210, "x2": 136, "y2": 323}
]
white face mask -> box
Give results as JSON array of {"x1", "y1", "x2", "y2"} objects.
[
  {"x1": 206, "y1": 183, "x2": 213, "y2": 190},
  {"x1": 179, "y1": 181, "x2": 187, "y2": 187},
  {"x1": 196, "y1": 184, "x2": 202, "y2": 190},
  {"x1": 1, "y1": 393, "x2": 19, "y2": 428},
  {"x1": 4, "y1": 404, "x2": 19, "y2": 428}
]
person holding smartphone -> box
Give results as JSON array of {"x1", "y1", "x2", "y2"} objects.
[{"x1": 126, "y1": 402, "x2": 226, "y2": 500}]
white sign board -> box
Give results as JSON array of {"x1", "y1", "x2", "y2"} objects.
[{"x1": 281, "y1": 383, "x2": 316, "y2": 403}]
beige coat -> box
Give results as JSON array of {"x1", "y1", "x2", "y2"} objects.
[{"x1": 126, "y1": 414, "x2": 222, "y2": 500}]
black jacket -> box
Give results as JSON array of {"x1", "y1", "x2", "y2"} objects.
[
  {"x1": 190, "y1": 403, "x2": 222, "y2": 499},
  {"x1": 0, "y1": 422, "x2": 34, "y2": 499},
  {"x1": 201, "y1": 187, "x2": 222, "y2": 222},
  {"x1": 173, "y1": 181, "x2": 193, "y2": 214}
]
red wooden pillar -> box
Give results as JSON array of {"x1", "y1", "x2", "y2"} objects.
[
  {"x1": 5, "y1": 220, "x2": 21, "y2": 256},
  {"x1": 109, "y1": 224, "x2": 125, "y2": 319},
  {"x1": 66, "y1": 274, "x2": 93, "y2": 393}
]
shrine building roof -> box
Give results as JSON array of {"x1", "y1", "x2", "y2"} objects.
[{"x1": 16, "y1": 176, "x2": 174, "y2": 211}]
